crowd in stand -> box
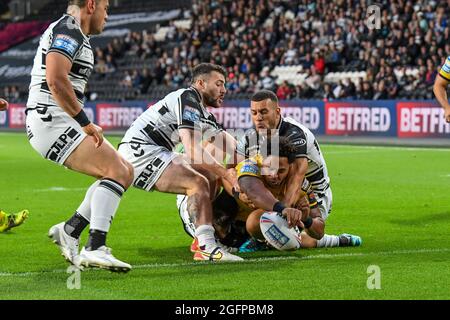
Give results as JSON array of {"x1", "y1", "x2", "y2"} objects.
[
  {"x1": 90, "y1": 0, "x2": 449, "y2": 101},
  {"x1": 3, "y1": 0, "x2": 449, "y2": 101},
  {"x1": 2, "y1": 85, "x2": 21, "y2": 103}
]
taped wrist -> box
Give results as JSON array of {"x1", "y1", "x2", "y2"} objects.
[
  {"x1": 73, "y1": 109, "x2": 91, "y2": 127},
  {"x1": 273, "y1": 201, "x2": 286, "y2": 214}
]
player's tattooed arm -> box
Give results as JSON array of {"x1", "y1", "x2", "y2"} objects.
[
  {"x1": 180, "y1": 128, "x2": 238, "y2": 190},
  {"x1": 282, "y1": 157, "x2": 308, "y2": 207},
  {"x1": 238, "y1": 176, "x2": 278, "y2": 211}
]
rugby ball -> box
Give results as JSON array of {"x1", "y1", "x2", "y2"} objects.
[{"x1": 260, "y1": 211, "x2": 301, "y2": 251}]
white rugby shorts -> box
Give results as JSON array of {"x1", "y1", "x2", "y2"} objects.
[
  {"x1": 26, "y1": 106, "x2": 86, "y2": 165},
  {"x1": 118, "y1": 142, "x2": 177, "y2": 191}
]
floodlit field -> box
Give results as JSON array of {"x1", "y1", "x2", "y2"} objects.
[{"x1": 1, "y1": 132, "x2": 450, "y2": 299}]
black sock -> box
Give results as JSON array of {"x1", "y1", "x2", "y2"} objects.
[
  {"x1": 86, "y1": 229, "x2": 107, "y2": 251},
  {"x1": 338, "y1": 235, "x2": 349, "y2": 246},
  {"x1": 64, "y1": 212, "x2": 89, "y2": 239}
]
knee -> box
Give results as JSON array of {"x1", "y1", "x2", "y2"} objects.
[
  {"x1": 104, "y1": 158, "x2": 134, "y2": 189},
  {"x1": 188, "y1": 174, "x2": 210, "y2": 199},
  {"x1": 122, "y1": 160, "x2": 134, "y2": 189},
  {"x1": 246, "y1": 212, "x2": 264, "y2": 240}
]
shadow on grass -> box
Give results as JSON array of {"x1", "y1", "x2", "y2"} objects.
[{"x1": 389, "y1": 212, "x2": 450, "y2": 226}]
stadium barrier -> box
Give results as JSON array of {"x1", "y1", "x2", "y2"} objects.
[{"x1": 3, "y1": 100, "x2": 450, "y2": 138}]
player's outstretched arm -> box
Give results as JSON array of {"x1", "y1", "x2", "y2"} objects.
[
  {"x1": 433, "y1": 75, "x2": 450, "y2": 123},
  {"x1": 46, "y1": 52, "x2": 103, "y2": 147}
]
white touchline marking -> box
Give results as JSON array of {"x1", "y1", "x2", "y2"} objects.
[
  {"x1": 32, "y1": 187, "x2": 87, "y2": 192},
  {"x1": 1, "y1": 248, "x2": 450, "y2": 278},
  {"x1": 326, "y1": 151, "x2": 372, "y2": 155},
  {"x1": 324, "y1": 145, "x2": 450, "y2": 152}
]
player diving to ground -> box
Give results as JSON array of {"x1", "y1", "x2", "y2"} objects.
[
  {"x1": 118, "y1": 63, "x2": 243, "y2": 261},
  {"x1": 234, "y1": 136, "x2": 361, "y2": 250},
  {"x1": 236, "y1": 90, "x2": 361, "y2": 249}
]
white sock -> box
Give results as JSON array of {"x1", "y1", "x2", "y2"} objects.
[
  {"x1": 75, "y1": 180, "x2": 101, "y2": 222},
  {"x1": 90, "y1": 178, "x2": 125, "y2": 232},
  {"x1": 195, "y1": 224, "x2": 216, "y2": 251},
  {"x1": 316, "y1": 234, "x2": 340, "y2": 248}
]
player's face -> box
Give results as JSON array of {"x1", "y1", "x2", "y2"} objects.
[
  {"x1": 201, "y1": 71, "x2": 226, "y2": 108},
  {"x1": 250, "y1": 99, "x2": 280, "y2": 132},
  {"x1": 261, "y1": 156, "x2": 290, "y2": 188},
  {"x1": 90, "y1": 0, "x2": 109, "y2": 35}
]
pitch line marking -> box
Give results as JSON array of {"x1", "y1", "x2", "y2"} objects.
[
  {"x1": 324, "y1": 145, "x2": 450, "y2": 152},
  {"x1": 32, "y1": 187, "x2": 87, "y2": 192},
  {"x1": 1, "y1": 248, "x2": 450, "y2": 278}
]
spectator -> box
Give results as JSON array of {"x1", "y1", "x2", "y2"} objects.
[{"x1": 276, "y1": 81, "x2": 293, "y2": 100}]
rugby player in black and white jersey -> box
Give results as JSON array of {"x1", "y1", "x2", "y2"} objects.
[
  {"x1": 25, "y1": 0, "x2": 134, "y2": 272},
  {"x1": 236, "y1": 90, "x2": 361, "y2": 248},
  {"x1": 118, "y1": 63, "x2": 243, "y2": 261}
]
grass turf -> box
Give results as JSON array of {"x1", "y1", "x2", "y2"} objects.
[{"x1": 1, "y1": 132, "x2": 450, "y2": 300}]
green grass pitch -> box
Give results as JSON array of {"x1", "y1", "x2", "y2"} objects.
[{"x1": 1, "y1": 132, "x2": 450, "y2": 300}]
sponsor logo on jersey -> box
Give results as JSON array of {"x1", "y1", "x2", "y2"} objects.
[
  {"x1": 442, "y1": 60, "x2": 450, "y2": 73},
  {"x1": 240, "y1": 164, "x2": 259, "y2": 175},
  {"x1": 45, "y1": 127, "x2": 81, "y2": 163},
  {"x1": 183, "y1": 106, "x2": 201, "y2": 122},
  {"x1": 293, "y1": 138, "x2": 307, "y2": 146},
  {"x1": 134, "y1": 157, "x2": 164, "y2": 190},
  {"x1": 51, "y1": 34, "x2": 79, "y2": 56}
]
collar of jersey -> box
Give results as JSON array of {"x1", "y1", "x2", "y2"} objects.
[
  {"x1": 63, "y1": 14, "x2": 90, "y2": 40},
  {"x1": 189, "y1": 86, "x2": 210, "y2": 117}
]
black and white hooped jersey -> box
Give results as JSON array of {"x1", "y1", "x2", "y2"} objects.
[
  {"x1": 237, "y1": 117, "x2": 330, "y2": 193},
  {"x1": 120, "y1": 87, "x2": 223, "y2": 150},
  {"x1": 27, "y1": 14, "x2": 94, "y2": 107}
]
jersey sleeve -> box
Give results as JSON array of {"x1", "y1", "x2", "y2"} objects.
[
  {"x1": 288, "y1": 129, "x2": 308, "y2": 158},
  {"x1": 48, "y1": 21, "x2": 84, "y2": 62},
  {"x1": 236, "y1": 134, "x2": 248, "y2": 157},
  {"x1": 177, "y1": 90, "x2": 204, "y2": 130},
  {"x1": 439, "y1": 56, "x2": 450, "y2": 81},
  {"x1": 236, "y1": 157, "x2": 262, "y2": 180}
]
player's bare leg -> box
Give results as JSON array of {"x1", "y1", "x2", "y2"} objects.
[
  {"x1": 155, "y1": 156, "x2": 242, "y2": 261},
  {"x1": 49, "y1": 136, "x2": 134, "y2": 272},
  {"x1": 300, "y1": 232, "x2": 362, "y2": 248}
]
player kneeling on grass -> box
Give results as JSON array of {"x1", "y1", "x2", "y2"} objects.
[{"x1": 118, "y1": 63, "x2": 242, "y2": 262}]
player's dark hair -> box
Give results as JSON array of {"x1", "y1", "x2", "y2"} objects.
[
  {"x1": 68, "y1": 0, "x2": 100, "y2": 6},
  {"x1": 251, "y1": 90, "x2": 278, "y2": 104},
  {"x1": 260, "y1": 135, "x2": 297, "y2": 163},
  {"x1": 191, "y1": 63, "x2": 227, "y2": 83}
]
